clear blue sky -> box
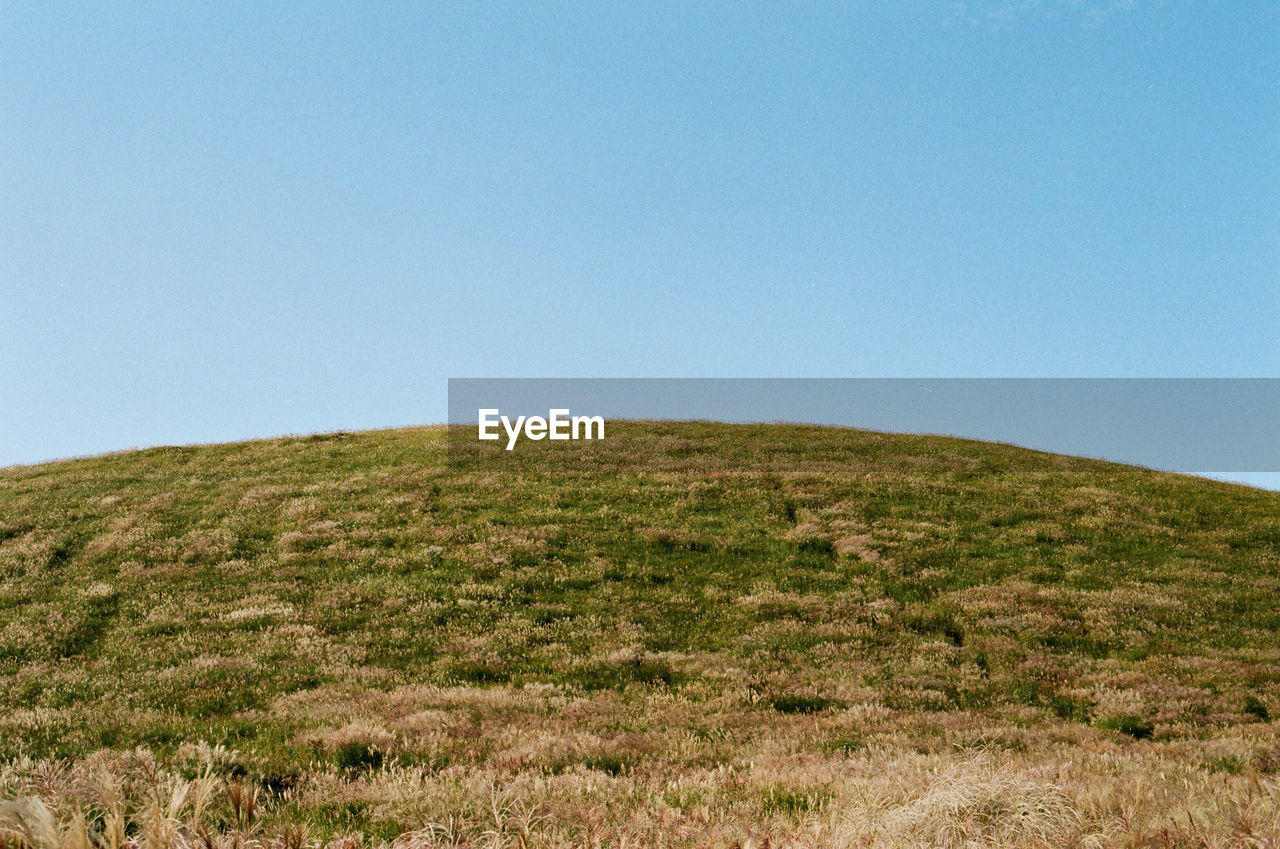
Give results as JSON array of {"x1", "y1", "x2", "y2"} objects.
[{"x1": 2, "y1": 2, "x2": 1277, "y2": 472}]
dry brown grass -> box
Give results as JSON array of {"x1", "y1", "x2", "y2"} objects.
[{"x1": 3, "y1": 689, "x2": 1279, "y2": 848}]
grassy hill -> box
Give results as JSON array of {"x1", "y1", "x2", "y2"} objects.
[{"x1": 1, "y1": 422, "x2": 1278, "y2": 848}]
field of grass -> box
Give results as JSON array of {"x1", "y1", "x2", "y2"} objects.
[{"x1": 2, "y1": 421, "x2": 1278, "y2": 848}]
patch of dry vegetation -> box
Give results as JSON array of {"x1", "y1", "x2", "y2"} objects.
[{"x1": 3, "y1": 716, "x2": 1278, "y2": 847}]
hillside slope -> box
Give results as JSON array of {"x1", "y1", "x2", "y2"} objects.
[{"x1": 2, "y1": 422, "x2": 1278, "y2": 847}]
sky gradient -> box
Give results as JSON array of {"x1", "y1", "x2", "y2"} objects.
[{"x1": 2, "y1": 2, "x2": 1277, "y2": 475}]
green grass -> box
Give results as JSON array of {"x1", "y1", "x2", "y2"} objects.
[{"x1": 1, "y1": 421, "x2": 1278, "y2": 843}]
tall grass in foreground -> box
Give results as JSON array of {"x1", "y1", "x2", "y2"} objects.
[{"x1": 2, "y1": 736, "x2": 1278, "y2": 848}]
